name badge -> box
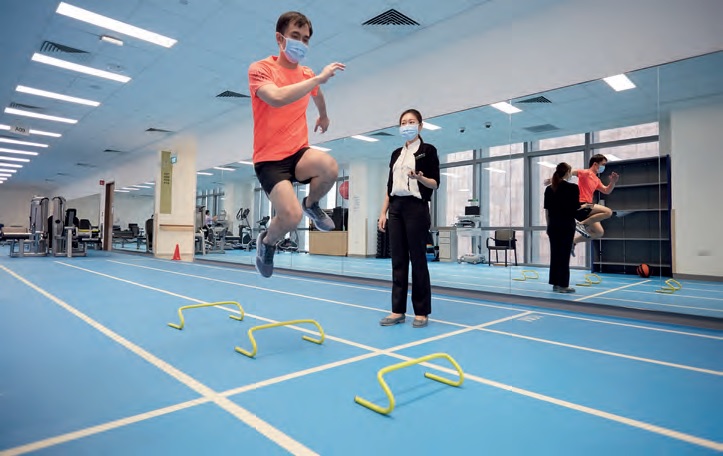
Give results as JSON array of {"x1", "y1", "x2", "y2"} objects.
[{"x1": 415, "y1": 153, "x2": 426, "y2": 160}]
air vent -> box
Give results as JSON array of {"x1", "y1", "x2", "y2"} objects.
[
  {"x1": 146, "y1": 127, "x2": 173, "y2": 133},
  {"x1": 9, "y1": 102, "x2": 43, "y2": 110},
  {"x1": 216, "y1": 90, "x2": 249, "y2": 98},
  {"x1": 76, "y1": 162, "x2": 97, "y2": 168},
  {"x1": 363, "y1": 9, "x2": 419, "y2": 26},
  {"x1": 39, "y1": 41, "x2": 90, "y2": 62},
  {"x1": 370, "y1": 131, "x2": 393, "y2": 137},
  {"x1": 517, "y1": 96, "x2": 552, "y2": 104},
  {"x1": 523, "y1": 124, "x2": 560, "y2": 133}
]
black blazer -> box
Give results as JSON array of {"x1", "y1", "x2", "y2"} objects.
[
  {"x1": 544, "y1": 181, "x2": 581, "y2": 229},
  {"x1": 386, "y1": 139, "x2": 440, "y2": 203}
]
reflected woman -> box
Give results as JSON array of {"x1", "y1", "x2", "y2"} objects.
[
  {"x1": 378, "y1": 109, "x2": 440, "y2": 328},
  {"x1": 544, "y1": 162, "x2": 583, "y2": 293}
]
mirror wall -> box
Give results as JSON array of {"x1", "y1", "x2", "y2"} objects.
[{"x1": 139, "y1": 50, "x2": 721, "y2": 320}]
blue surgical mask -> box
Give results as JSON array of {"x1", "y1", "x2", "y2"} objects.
[
  {"x1": 598, "y1": 165, "x2": 606, "y2": 174},
  {"x1": 399, "y1": 125, "x2": 419, "y2": 141},
  {"x1": 282, "y1": 37, "x2": 308, "y2": 64}
]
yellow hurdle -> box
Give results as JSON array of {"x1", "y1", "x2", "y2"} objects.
[
  {"x1": 168, "y1": 301, "x2": 245, "y2": 330},
  {"x1": 576, "y1": 274, "x2": 602, "y2": 287},
  {"x1": 354, "y1": 353, "x2": 464, "y2": 415},
  {"x1": 235, "y1": 319, "x2": 325, "y2": 358},
  {"x1": 512, "y1": 270, "x2": 540, "y2": 282},
  {"x1": 656, "y1": 278, "x2": 683, "y2": 294}
]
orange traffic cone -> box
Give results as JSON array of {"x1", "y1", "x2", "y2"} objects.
[{"x1": 172, "y1": 244, "x2": 181, "y2": 261}]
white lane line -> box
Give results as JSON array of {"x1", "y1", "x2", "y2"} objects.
[
  {"x1": 42, "y1": 263, "x2": 723, "y2": 452},
  {"x1": 120, "y1": 259, "x2": 721, "y2": 341},
  {"x1": 596, "y1": 296, "x2": 723, "y2": 313},
  {"x1": 478, "y1": 328, "x2": 722, "y2": 376},
  {"x1": 0, "y1": 264, "x2": 318, "y2": 456},
  {"x1": 0, "y1": 398, "x2": 210, "y2": 456},
  {"x1": 95, "y1": 260, "x2": 723, "y2": 375},
  {"x1": 385, "y1": 353, "x2": 723, "y2": 452},
  {"x1": 574, "y1": 280, "x2": 651, "y2": 302},
  {"x1": 434, "y1": 296, "x2": 723, "y2": 339}
]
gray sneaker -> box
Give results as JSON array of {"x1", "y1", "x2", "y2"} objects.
[
  {"x1": 255, "y1": 231, "x2": 276, "y2": 278},
  {"x1": 575, "y1": 221, "x2": 591, "y2": 238},
  {"x1": 553, "y1": 286, "x2": 576, "y2": 293},
  {"x1": 302, "y1": 197, "x2": 335, "y2": 232}
]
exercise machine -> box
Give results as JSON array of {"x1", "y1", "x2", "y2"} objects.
[{"x1": 6, "y1": 196, "x2": 50, "y2": 257}]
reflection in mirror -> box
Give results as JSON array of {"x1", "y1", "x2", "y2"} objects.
[
  {"x1": 191, "y1": 51, "x2": 722, "y2": 320},
  {"x1": 109, "y1": 183, "x2": 154, "y2": 254},
  {"x1": 66, "y1": 192, "x2": 102, "y2": 252}
]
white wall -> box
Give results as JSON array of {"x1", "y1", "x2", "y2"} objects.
[
  {"x1": 348, "y1": 159, "x2": 386, "y2": 256},
  {"x1": 670, "y1": 101, "x2": 723, "y2": 278},
  {"x1": 0, "y1": 187, "x2": 47, "y2": 227}
]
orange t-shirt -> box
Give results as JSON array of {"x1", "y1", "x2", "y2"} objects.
[
  {"x1": 577, "y1": 168, "x2": 604, "y2": 203},
  {"x1": 248, "y1": 56, "x2": 319, "y2": 163}
]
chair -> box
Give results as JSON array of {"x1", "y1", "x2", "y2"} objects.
[{"x1": 486, "y1": 229, "x2": 518, "y2": 266}]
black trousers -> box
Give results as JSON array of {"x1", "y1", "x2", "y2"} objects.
[
  {"x1": 547, "y1": 223, "x2": 575, "y2": 288},
  {"x1": 388, "y1": 196, "x2": 431, "y2": 316}
]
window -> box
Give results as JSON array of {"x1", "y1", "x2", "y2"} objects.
[
  {"x1": 593, "y1": 142, "x2": 659, "y2": 161},
  {"x1": 442, "y1": 150, "x2": 473, "y2": 164},
  {"x1": 487, "y1": 143, "x2": 524, "y2": 158},
  {"x1": 596, "y1": 122, "x2": 658, "y2": 142},
  {"x1": 480, "y1": 158, "x2": 523, "y2": 227},
  {"x1": 530, "y1": 230, "x2": 587, "y2": 267},
  {"x1": 536, "y1": 133, "x2": 585, "y2": 150}
]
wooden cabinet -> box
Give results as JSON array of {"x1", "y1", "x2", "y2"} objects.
[{"x1": 309, "y1": 231, "x2": 348, "y2": 256}]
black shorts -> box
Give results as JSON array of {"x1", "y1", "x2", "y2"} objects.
[
  {"x1": 575, "y1": 206, "x2": 593, "y2": 222},
  {"x1": 254, "y1": 147, "x2": 311, "y2": 195}
]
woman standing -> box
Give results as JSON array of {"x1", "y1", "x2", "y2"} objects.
[
  {"x1": 378, "y1": 109, "x2": 440, "y2": 327},
  {"x1": 544, "y1": 162, "x2": 583, "y2": 293}
]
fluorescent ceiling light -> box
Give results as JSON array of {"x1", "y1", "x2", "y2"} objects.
[
  {"x1": 114, "y1": 189, "x2": 130, "y2": 193},
  {"x1": 16, "y1": 85, "x2": 100, "y2": 107},
  {"x1": 197, "y1": 172, "x2": 213, "y2": 176},
  {"x1": 537, "y1": 161, "x2": 557, "y2": 169},
  {"x1": 603, "y1": 74, "x2": 635, "y2": 91},
  {"x1": 312, "y1": 146, "x2": 331, "y2": 152},
  {"x1": 0, "y1": 137, "x2": 48, "y2": 147},
  {"x1": 458, "y1": 188, "x2": 470, "y2": 192},
  {"x1": 0, "y1": 169, "x2": 18, "y2": 173},
  {"x1": 491, "y1": 102, "x2": 522, "y2": 114},
  {"x1": 0, "y1": 163, "x2": 23, "y2": 168},
  {"x1": 56, "y1": 2, "x2": 177, "y2": 48},
  {"x1": 0, "y1": 124, "x2": 63, "y2": 138},
  {"x1": 238, "y1": 161, "x2": 254, "y2": 165},
  {"x1": 605, "y1": 154, "x2": 622, "y2": 162},
  {"x1": 100, "y1": 35, "x2": 124, "y2": 46},
  {"x1": 0, "y1": 156, "x2": 31, "y2": 162},
  {"x1": 351, "y1": 135, "x2": 379, "y2": 142},
  {"x1": 4, "y1": 107, "x2": 78, "y2": 124},
  {"x1": 32, "y1": 53, "x2": 130, "y2": 83},
  {"x1": 131, "y1": 185, "x2": 152, "y2": 189},
  {"x1": 213, "y1": 166, "x2": 235, "y2": 171},
  {"x1": 0, "y1": 148, "x2": 39, "y2": 156},
  {"x1": 121, "y1": 187, "x2": 139, "y2": 191},
  {"x1": 0, "y1": 173, "x2": 12, "y2": 177},
  {"x1": 422, "y1": 122, "x2": 441, "y2": 130},
  {"x1": 144, "y1": 182, "x2": 155, "y2": 185},
  {"x1": 484, "y1": 167, "x2": 506, "y2": 174}
]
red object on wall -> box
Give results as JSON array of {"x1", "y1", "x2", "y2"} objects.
[{"x1": 339, "y1": 181, "x2": 349, "y2": 200}]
